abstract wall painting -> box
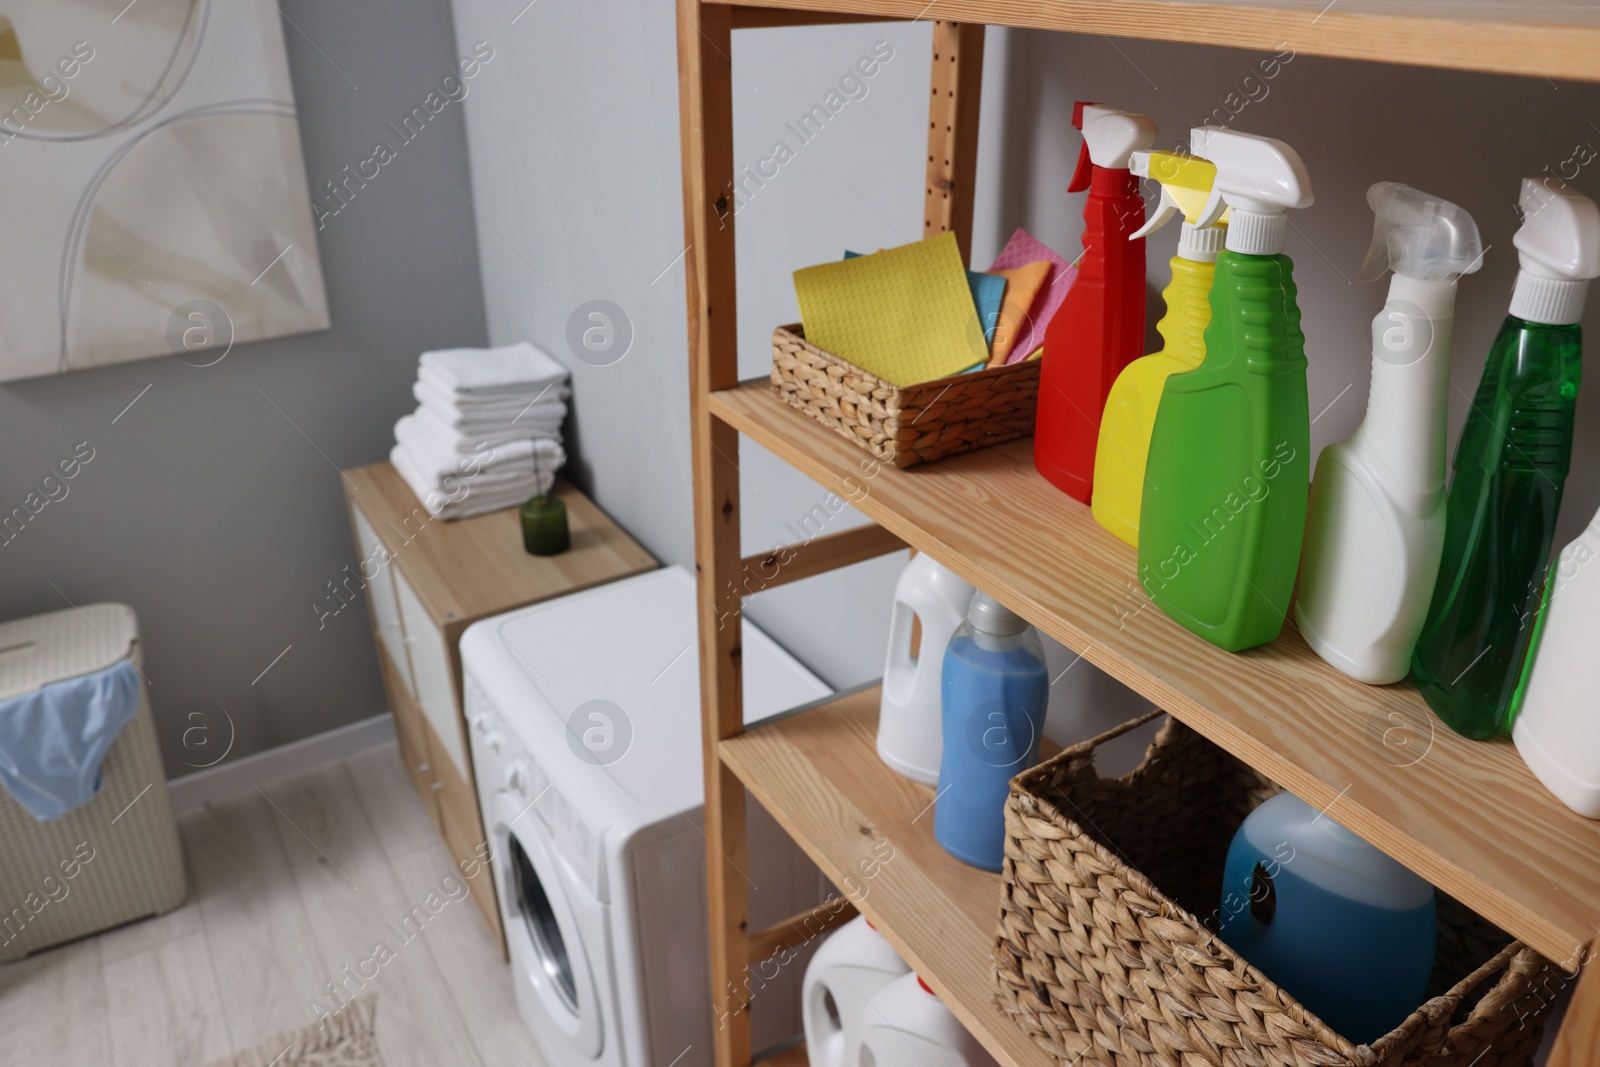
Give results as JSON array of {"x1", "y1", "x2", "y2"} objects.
[{"x1": 0, "y1": 0, "x2": 329, "y2": 382}]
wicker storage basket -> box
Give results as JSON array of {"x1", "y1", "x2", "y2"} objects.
[
  {"x1": 994, "y1": 712, "x2": 1557, "y2": 1067},
  {"x1": 770, "y1": 324, "x2": 1039, "y2": 468},
  {"x1": 0, "y1": 603, "x2": 186, "y2": 961}
]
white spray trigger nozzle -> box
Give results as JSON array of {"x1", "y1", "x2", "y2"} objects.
[
  {"x1": 1079, "y1": 105, "x2": 1158, "y2": 172},
  {"x1": 1358, "y1": 182, "x2": 1483, "y2": 283},
  {"x1": 1516, "y1": 178, "x2": 1600, "y2": 282},
  {"x1": 1191, "y1": 127, "x2": 1312, "y2": 254}
]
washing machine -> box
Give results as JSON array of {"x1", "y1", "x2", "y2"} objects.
[{"x1": 462, "y1": 566, "x2": 832, "y2": 1067}]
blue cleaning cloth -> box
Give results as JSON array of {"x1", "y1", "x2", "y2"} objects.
[
  {"x1": 0, "y1": 659, "x2": 141, "y2": 820},
  {"x1": 845, "y1": 250, "x2": 1007, "y2": 344}
]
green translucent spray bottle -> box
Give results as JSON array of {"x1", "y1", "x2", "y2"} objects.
[
  {"x1": 1411, "y1": 179, "x2": 1600, "y2": 738},
  {"x1": 1137, "y1": 127, "x2": 1314, "y2": 652}
]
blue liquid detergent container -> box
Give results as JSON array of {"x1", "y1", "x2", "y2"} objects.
[
  {"x1": 934, "y1": 593, "x2": 1049, "y2": 871},
  {"x1": 1218, "y1": 792, "x2": 1436, "y2": 1045}
]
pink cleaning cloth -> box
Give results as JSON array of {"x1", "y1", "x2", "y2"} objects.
[{"x1": 988, "y1": 228, "x2": 1078, "y2": 364}]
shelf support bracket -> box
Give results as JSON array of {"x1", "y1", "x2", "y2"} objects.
[{"x1": 740, "y1": 523, "x2": 908, "y2": 594}]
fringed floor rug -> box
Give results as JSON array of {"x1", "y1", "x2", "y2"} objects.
[{"x1": 204, "y1": 996, "x2": 384, "y2": 1067}]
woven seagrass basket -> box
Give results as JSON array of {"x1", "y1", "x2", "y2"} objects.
[
  {"x1": 994, "y1": 712, "x2": 1558, "y2": 1067},
  {"x1": 769, "y1": 324, "x2": 1039, "y2": 468}
]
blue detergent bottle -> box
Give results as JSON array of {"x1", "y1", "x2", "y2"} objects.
[
  {"x1": 934, "y1": 593, "x2": 1049, "y2": 871},
  {"x1": 1219, "y1": 793, "x2": 1436, "y2": 1045}
]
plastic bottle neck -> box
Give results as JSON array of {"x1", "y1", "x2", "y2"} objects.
[
  {"x1": 1510, "y1": 269, "x2": 1589, "y2": 325},
  {"x1": 1089, "y1": 166, "x2": 1138, "y2": 198},
  {"x1": 1223, "y1": 208, "x2": 1286, "y2": 256},
  {"x1": 1177, "y1": 221, "x2": 1225, "y2": 263}
]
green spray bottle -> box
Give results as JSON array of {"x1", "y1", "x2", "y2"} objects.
[
  {"x1": 1137, "y1": 127, "x2": 1314, "y2": 652},
  {"x1": 1411, "y1": 179, "x2": 1600, "y2": 739}
]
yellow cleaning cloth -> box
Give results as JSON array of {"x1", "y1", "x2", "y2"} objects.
[
  {"x1": 988, "y1": 261, "x2": 1051, "y2": 366},
  {"x1": 794, "y1": 232, "x2": 989, "y2": 387}
]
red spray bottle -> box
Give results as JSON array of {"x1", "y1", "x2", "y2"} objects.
[{"x1": 1035, "y1": 102, "x2": 1157, "y2": 502}]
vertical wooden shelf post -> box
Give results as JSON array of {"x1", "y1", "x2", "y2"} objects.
[
  {"x1": 677, "y1": 4, "x2": 749, "y2": 1067},
  {"x1": 924, "y1": 21, "x2": 985, "y2": 263},
  {"x1": 677, "y1": 13, "x2": 985, "y2": 1067}
]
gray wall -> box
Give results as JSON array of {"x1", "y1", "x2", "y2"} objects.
[{"x1": 0, "y1": 0, "x2": 487, "y2": 773}]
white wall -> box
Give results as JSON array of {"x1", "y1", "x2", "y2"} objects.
[{"x1": 447, "y1": 4, "x2": 923, "y2": 690}]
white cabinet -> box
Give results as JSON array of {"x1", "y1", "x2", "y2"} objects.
[
  {"x1": 393, "y1": 566, "x2": 468, "y2": 776},
  {"x1": 351, "y1": 508, "x2": 416, "y2": 702}
]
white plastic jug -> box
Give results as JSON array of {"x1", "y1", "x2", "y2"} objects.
[
  {"x1": 878, "y1": 555, "x2": 974, "y2": 783},
  {"x1": 857, "y1": 973, "x2": 997, "y2": 1067},
  {"x1": 1514, "y1": 506, "x2": 1600, "y2": 817},
  {"x1": 802, "y1": 916, "x2": 909, "y2": 1067}
]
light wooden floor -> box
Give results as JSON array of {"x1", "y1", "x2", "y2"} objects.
[{"x1": 0, "y1": 742, "x2": 545, "y2": 1067}]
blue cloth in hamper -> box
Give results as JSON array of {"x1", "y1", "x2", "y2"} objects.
[{"x1": 0, "y1": 659, "x2": 140, "y2": 820}]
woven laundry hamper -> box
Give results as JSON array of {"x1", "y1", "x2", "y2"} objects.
[
  {"x1": 0, "y1": 603, "x2": 185, "y2": 961},
  {"x1": 993, "y1": 712, "x2": 1558, "y2": 1067}
]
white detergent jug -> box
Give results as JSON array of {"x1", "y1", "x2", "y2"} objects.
[
  {"x1": 802, "y1": 916, "x2": 909, "y2": 1067},
  {"x1": 858, "y1": 973, "x2": 997, "y2": 1067},
  {"x1": 878, "y1": 555, "x2": 974, "y2": 783},
  {"x1": 1514, "y1": 506, "x2": 1600, "y2": 817}
]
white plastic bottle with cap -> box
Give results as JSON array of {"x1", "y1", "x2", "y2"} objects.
[
  {"x1": 1295, "y1": 184, "x2": 1484, "y2": 684},
  {"x1": 877, "y1": 554, "x2": 974, "y2": 784},
  {"x1": 857, "y1": 973, "x2": 998, "y2": 1067},
  {"x1": 802, "y1": 915, "x2": 910, "y2": 1067},
  {"x1": 1513, "y1": 506, "x2": 1600, "y2": 817}
]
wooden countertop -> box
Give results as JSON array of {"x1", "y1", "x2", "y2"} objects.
[{"x1": 341, "y1": 462, "x2": 657, "y2": 637}]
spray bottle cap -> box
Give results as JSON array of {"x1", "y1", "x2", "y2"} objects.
[
  {"x1": 1069, "y1": 101, "x2": 1158, "y2": 191},
  {"x1": 1191, "y1": 127, "x2": 1313, "y2": 256},
  {"x1": 1128, "y1": 149, "x2": 1229, "y2": 262},
  {"x1": 1510, "y1": 178, "x2": 1600, "y2": 324},
  {"x1": 1358, "y1": 182, "x2": 1483, "y2": 284},
  {"x1": 967, "y1": 592, "x2": 1028, "y2": 636}
]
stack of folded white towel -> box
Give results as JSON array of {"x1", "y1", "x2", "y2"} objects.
[{"x1": 390, "y1": 342, "x2": 570, "y2": 521}]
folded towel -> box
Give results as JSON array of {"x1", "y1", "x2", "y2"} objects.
[
  {"x1": 0, "y1": 659, "x2": 141, "y2": 820},
  {"x1": 411, "y1": 405, "x2": 563, "y2": 453},
  {"x1": 415, "y1": 367, "x2": 570, "y2": 410},
  {"x1": 413, "y1": 379, "x2": 566, "y2": 434},
  {"x1": 419, "y1": 342, "x2": 570, "y2": 397},
  {"x1": 395, "y1": 413, "x2": 565, "y2": 481},
  {"x1": 391, "y1": 445, "x2": 552, "y2": 521}
]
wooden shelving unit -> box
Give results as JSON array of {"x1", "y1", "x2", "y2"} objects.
[{"x1": 677, "y1": 6, "x2": 1600, "y2": 1067}]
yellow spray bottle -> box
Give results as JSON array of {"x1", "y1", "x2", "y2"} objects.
[{"x1": 1091, "y1": 151, "x2": 1228, "y2": 547}]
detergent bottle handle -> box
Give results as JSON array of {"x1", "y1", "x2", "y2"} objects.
[{"x1": 882, "y1": 578, "x2": 966, "y2": 700}]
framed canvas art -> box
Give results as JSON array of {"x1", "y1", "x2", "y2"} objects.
[{"x1": 0, "y1": 0, "x2": 329, "y2": 381}]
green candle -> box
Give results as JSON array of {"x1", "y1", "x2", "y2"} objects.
[{"x1": 521, "y1": 493, "x2": 570, "y2": 556}]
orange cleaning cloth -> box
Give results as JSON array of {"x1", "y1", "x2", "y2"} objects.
[{"x1": 988, "y1": 261, "x2": 1051, "y2": 365}]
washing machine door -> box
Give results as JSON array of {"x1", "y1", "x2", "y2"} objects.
[{"x1": 492, "y1": 789, "x2": 604, "y2": 1057}]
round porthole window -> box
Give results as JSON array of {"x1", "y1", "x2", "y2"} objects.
[{"x1": 510, "y1": 834, "x2": 578, "y2": 1012}]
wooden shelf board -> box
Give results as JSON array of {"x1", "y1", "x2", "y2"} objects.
[
  {"x1": 712, "y1": 379, "x2": 1600, "y2": 965},
  {"x1": 341, "y1": 463, "x2": 657, "y2": 636},
  {"x1": 720, "y1": 0, "x2": 1600, "y2": 83},
  {"x1": 721, "y1": 687, "x2": 1067, "y2": 1067}
]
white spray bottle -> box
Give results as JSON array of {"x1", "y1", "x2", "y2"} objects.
[
  {"x1": 1295, "y1": 183, "x2": 1483, "y2": 684},
  {"x1": 877, "y1": 554, "x2": 974, "y2": 784},
  {"x1": 1513, "y1": 507, "x2": 1600, "y2": 817},
  {"x1": 802, "y1": 916, "x2": 909, "y2": 1067}
]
